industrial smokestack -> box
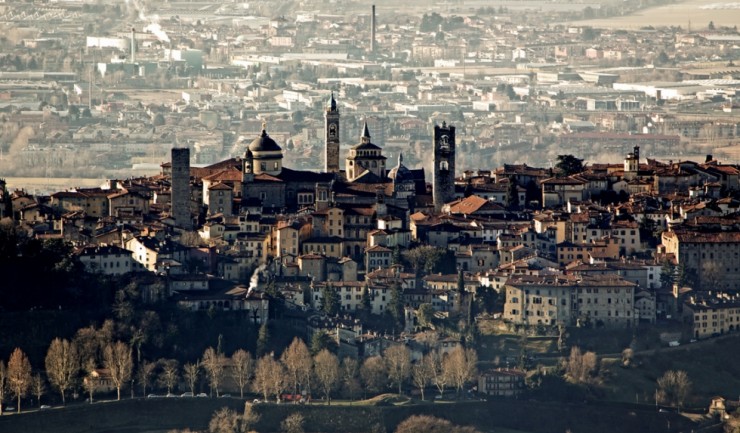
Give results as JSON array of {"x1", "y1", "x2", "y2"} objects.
[
  {"x1": 370, "y1": 5, "x2": 376, "y2": 53},
  {"x1": 131, "y1": 27, "x2": 136, "y2": 63}
]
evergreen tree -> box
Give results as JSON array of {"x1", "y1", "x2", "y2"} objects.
[
  {"x1": 391, "y1": 245, "x2": 402, "y2": 266},
  {"x1": 359, "y1": 284, "x2": 372, "y2": 316},
  {"x1": 321, "y1": 284, "x2": 340, "y2": 316},
  {"x1": 660, "y1": 261, "x2": 676, "y2": 289},
  {"x1": 1, "y1": 190, "x2": 11, "y2": 220},
  {"x1": 555, "y1": 154, "x2": 584, "y2": 177},
  {"x1": 310, "y1": 330, "x2": 333, "y2": 355},
  {"x1": 508, "y1": 181, "x2": 520, "y2": 210},
  {"x1": 256, "y1": 323, "x2": 270, "y2": 357},
  {"x1": 457, "y1": 268, "x2": 466, "y2": 294},
  {"x1": 302, "y1": 284, "x2": 311, "y2": 306},
  {"x1": 387, "y1": 282, "x2": 404, "y2": 327}
]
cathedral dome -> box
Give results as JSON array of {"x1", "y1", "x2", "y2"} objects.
[
  {"x1": 387, "y1": 153, "x2": 414, "y2": 183},
  {"x1": 248, "y1": 126, "x2": 282, "y2": 153}
]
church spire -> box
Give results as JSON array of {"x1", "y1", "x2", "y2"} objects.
[
  {"x1": 327, "y1": 91, "x2": 337, "y2": 112},
  {"x1": 361, "y1": 121, "x2": 371, "y2": 144}
]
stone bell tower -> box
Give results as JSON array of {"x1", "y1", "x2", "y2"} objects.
[{"x1": 432, "y1": 122, "x2": 455, "y2": 211}]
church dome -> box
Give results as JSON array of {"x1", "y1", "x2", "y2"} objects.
[
  {"x1": 248, "y1": 126, "x2": 282, "y2": 153},
  {"x1": 387, "y1": 153, "x2": 414, "y2": 183}
]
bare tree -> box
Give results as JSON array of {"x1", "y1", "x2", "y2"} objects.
[
  {"x1": 313, "y1": 349, "x2": 339, "y2": 405},
  {"x1": 412, "y1": 354, "x2": 435, "y2": 401},
  {"x1": 443, "y1": 346, "x2": 478, "y2": 398},
  {"x1": 395, "y1": 414, "x2": 482, "y2": 433},
  {"x1": 657, "y1": 370, "x2": 692, "y2": 409},
  {"x1": 74, "y1": 322, "x2": 113, "y2": 367},
  {"x1": 137, "y1": 360, "x2": 156, "y2": 396},
  {"x1": 159, "y1": 359, "x2": 180, "y2": 394},
  {"x1": 428, "y1": 351, "x2": 447, "y2": 398},
  {"x1": 103, "y1": 341, "x2": 133, "y2": 400},
  {"x1": 341, "y1": 357, "x2": 361, "y2": 401},
  {"x1": 32, "y1": 374, "x2": 46, "y2": 407},
  {"x1": 44, "y1": 338, "x2": 79, "y2": 405},
  {"x1": 231, "y1": 349, "x2": 253, "y2": 398},
  {"x1": 254, "y1": 355, "x2": 284, "y2": 402},
  {"x1": 281, "y1": 412, "x2": 306, "y2": 433},
  {"x1": 0, "y1": 361, "x2": 6, "y2": 415},
  {"x1": 280, "y1": 338, "x2": 311, "y2": 401},
  {"x1": 202, "y1": 347, "x2": 226, "y2": 397},
  {"x1": 208, "y1": 407, "x2": 239, "y2": 433},
  {"x1": 621, "y1": 347, "x2": 634, "y2": 367},
  {"x1": 183, "y1": 362, "x2": 200, "y2": 395},
  {"x1": 7, "y1": 348, "x2": 32, "y2": 413},
  {"x1": 82, "y1": 359, "x2": 97, "y2": 403},
  {"x1": 243, "y1": 401, "x2": 261, "y2": 431},
  {"x1": 564, "y1": 346, "x2": 597, "y2": 384},
  {"x1": 361, "y1": 356, "x2": 387, "y2": 397},
  {"x1": 385, "y1": 345, "x2": 412, "y2": 396}
]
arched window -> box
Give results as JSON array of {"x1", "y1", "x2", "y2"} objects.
[{"x1": 440, "y1": 161, "x2": 449, "y2": 171}]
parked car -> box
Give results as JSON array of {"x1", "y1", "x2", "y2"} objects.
[
  {"x1": 197, "y1": 393, "x2": 208, "y2": 398},
  {"x1": 40, "y1": 405, "x2": 52, "y2": 410},
  {"x1": 181, "y1": 392, "x2": 194, "y2": 397},
  {"x1": 220, "y1": 394, "x2": 231, "y2": 398},
  {"x1": 147, "y1": 394, "x2": 161, "y2": 398}
]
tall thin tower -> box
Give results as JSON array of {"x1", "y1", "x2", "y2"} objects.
[
  {"x1": 171, "y1": 147, "x2": 192, "y2": 230},
  {"x1": 324, "y1": 92, "x2": 340, "y2": 173},
  {"x1": 131, "y1": 28, "x2": 136, "y2": 63},
  {"x1": 370, "y1": 5, "x2": 376, "y2": 53},
  {"x1": 433, "y1": 122, "x2": 456, "y2": 211}
]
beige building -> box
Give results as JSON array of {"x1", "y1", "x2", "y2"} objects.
[
  {"x1": 50, "y1": 189, "x2": 109, "y2": 218},
  {"x1": 311, "y1": 281, "x2": 367, "y2": 312},
  {"x1": 661, "y1": 230, "x2": 740, "y2": 290},
  {"x1": 504, "y1": 273, "x2": 636, "y2": 327},
  {"x1": 685, "y1": 299, "x2": 740, "y2": 339}
]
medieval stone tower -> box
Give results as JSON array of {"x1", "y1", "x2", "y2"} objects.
[
  {"x1": 432, "y1": 122, "x2": 455, "y2": 211},
  {"x1": 171, "y1": 147, "x2": 192, "y2": 230},
  {"x1": 324, "y1": 92, "x2": 340, "y2": 173}
]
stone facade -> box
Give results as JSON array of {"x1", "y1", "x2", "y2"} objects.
[
  {"x1": 433, "y1": 122, "x2": 456, "y2": 211},
  {"x1": 325, "y1": 93, "x2": 340, "y2": 173},
  {"x1": 171, "y1": 147, "x2": 193, "y2": 230}
]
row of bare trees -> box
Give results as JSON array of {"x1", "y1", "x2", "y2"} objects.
[
  {"x1": 1, "y1": 336, "x2": 479, "y2": 413},
  {"x1": 178, "y1": 337, "x2": 478, "y2": 405}
]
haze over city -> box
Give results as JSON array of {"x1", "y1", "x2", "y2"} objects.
[{"x1": 1, "y1": 0, "x2": 740, "y2": 432}]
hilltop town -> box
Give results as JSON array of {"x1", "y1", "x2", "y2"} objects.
[{"x1": 2, "y1": 0, "x2": 740, "y2": 432}]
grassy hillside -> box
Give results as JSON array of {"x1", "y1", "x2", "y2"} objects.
[
  {"x1": 0, "y1": 397, "x2": 698, "y2": 433},
  {"x1": 601, "y1": 334, "x2": 740, "y2": 406}
]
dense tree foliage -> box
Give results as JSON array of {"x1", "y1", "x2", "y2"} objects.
[{"x1": 555, "y1": 154, "x2": 585, "y2": 177}]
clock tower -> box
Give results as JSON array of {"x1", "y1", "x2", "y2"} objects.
[{"x1": 324, "y1": 92, "x2": 340, "y2": 173}]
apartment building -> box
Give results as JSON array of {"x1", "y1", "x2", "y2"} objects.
[
  {"x1": 503, "y1": 273, "x2": 636, "y2": 327},
  {"x1": 661, "y1": 230, "x2": 740, "y2": 290},
  {"x1": 685, "y1": 297, "x2": 740, "y2": 339}
]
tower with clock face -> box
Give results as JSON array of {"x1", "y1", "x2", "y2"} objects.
[
  {"x1": 324, "y1": 92, "x2": 340, "y2": 173},
  {"x1": 433, "y1": 122, "x2": 456, "y2": 211}
]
